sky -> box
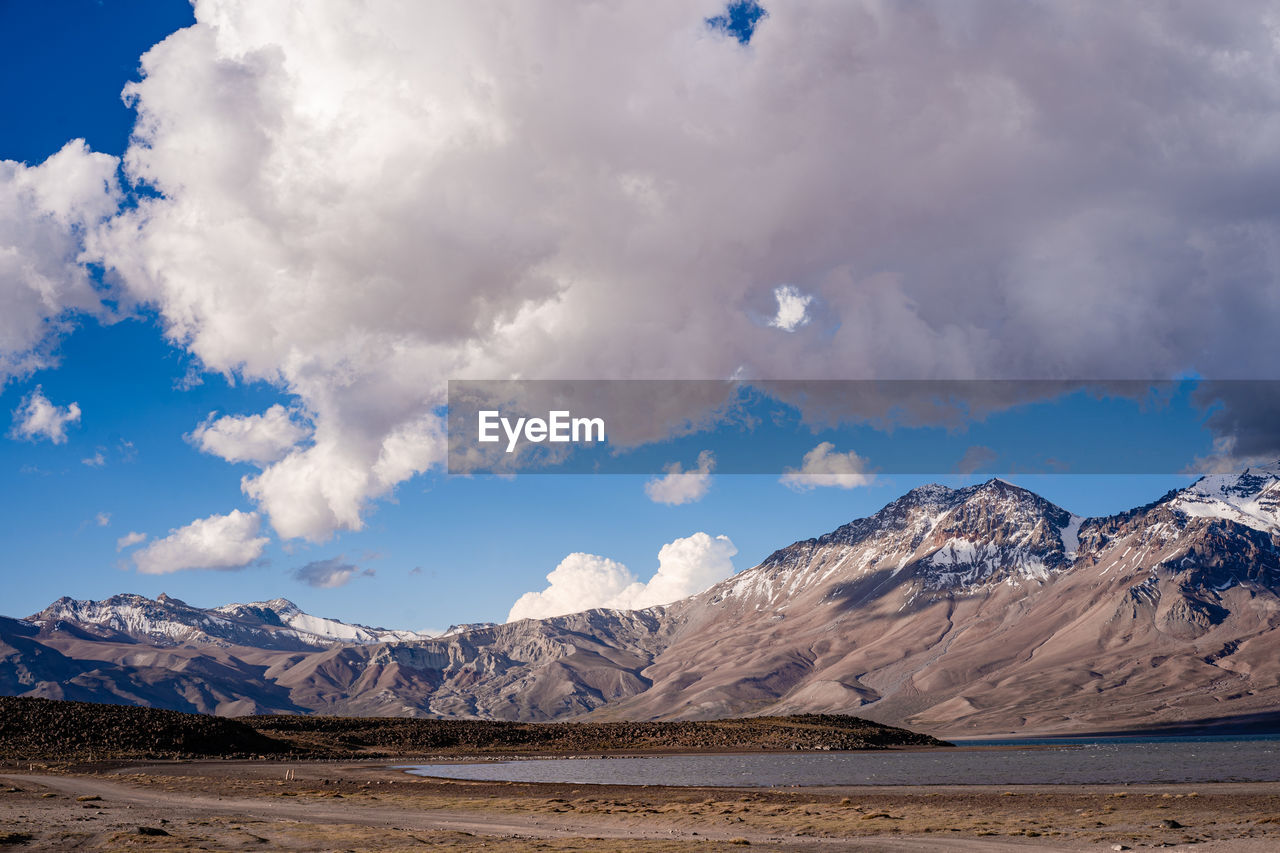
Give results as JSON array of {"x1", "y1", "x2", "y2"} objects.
[{"x1": 2, "y1": 1, "x2": 1279, "y2": 633}]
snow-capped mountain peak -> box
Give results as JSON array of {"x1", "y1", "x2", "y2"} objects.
[
  {"x1": 30, "y1": 594, "x2": 432, "y2": 650},
  {"x1": 716, "y1": 477, "x2": 1082, "y2": 611},
  {"x1": 1168, "y1": 461, "x2": 1280, "y2": 533},
  {"x1": 914, "y1": 479, "x2": 1076, "y2": 588}
]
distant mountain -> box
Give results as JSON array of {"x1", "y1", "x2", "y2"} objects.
[
  {"x1": 7, "y1": 598, "x2": 671, "y2": 718},
  {"x1": 4, "y1": 463, "x2": 1280, "y2": 735},
  {"x1": 29, "y1": 594, "x2": 433, "y2": 651},
  {"x1": 0, "y1": 616, "x2": 84, "y2": 697}
]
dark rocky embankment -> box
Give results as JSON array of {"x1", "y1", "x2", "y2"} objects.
[
  {"x1": 0, "y1": 696, "x2": 289, "y2": 760},
  {"x1": 0, "y1": 697, "x2": 947, "y2": 761},
  {"x1": 247, "y1": 712, "x2": 949, "y2": 756}
]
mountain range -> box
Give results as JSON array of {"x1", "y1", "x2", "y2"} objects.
[{"x1": 3, "y1": 463, "x2": 1279, "y2": 736}]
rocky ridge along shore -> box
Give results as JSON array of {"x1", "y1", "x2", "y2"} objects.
[{"x1": 0, "y1": 696, "x2": 947, "y2": 762}]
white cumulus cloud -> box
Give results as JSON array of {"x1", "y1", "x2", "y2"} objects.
[
  {"x1": 622, "y1": 532, "x2": 739, "y2": 611},
  {"x1": 11, "y1": 387, "x2": 81, "y2": 444},
  {"x1": 780, "y1": 442, "x2": 874, "y2": 490},
  {"x1": 239, "y1": 412, "x2": 446, "y2": 541},
  {"x1": 507, "y1": 532, "x2": 737, "y2": 622},
  {"x1": 644, "y1": 450, "x2": 715, "y2": 505},
  {"x1": 507, "y1": 553, "x2": 638, "y2": 623},
  {"x1": 132, "y1": 509, "x2": 268, "y2": 575},
  {"x1": 189, "y1": 404, "x2": 311, "y2": 466}
]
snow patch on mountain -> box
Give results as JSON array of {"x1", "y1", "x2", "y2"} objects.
[
  {"x1": 1060, "y1": 514, "x2": 1084, "y2": 558},
  {"x1": 926, "y1": 538, "x2": 1051, "y2": 586},
  {"x1": 214, "y1": 598, "x2": 432, "y2": 645}
]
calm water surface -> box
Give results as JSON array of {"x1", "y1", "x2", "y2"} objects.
[{"x1": 403, "y1": 736, "x2": 1280, "y2": 787}]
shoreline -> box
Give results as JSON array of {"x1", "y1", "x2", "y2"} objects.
[{"x1": 949, "y1": 729, "x2": 1280, "y2": 744}]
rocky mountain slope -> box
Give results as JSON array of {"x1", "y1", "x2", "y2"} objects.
[
  {"x1": 605, "y1": 468, "x2": 1280, "y2": 734},
  {"x1": 3, "y1": 463, "x2": 1280, "y2": 735}
]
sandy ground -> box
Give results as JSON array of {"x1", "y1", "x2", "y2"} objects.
[{"x1": 1, "y1": 759, "x2": 1279, "y2": 851}]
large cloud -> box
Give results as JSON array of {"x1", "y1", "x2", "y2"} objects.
[
  {"x1": 72, "y1": 0, "x2": 1280, "y2": 540},
  {"x1": 0, "y1": 141, "x2": 120, "y2": 382},
  {"x1": 507, "y1": 532, "x2": 737, "y2": 621}
]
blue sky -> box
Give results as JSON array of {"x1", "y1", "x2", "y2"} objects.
[
  {"x1": 0, "y1": 1, "x2": 196, "y2": 161},
  {"x1": 0, "y1": 315, "x2": 1206, "y2": 630},
  {"x1": 2, "y1": 2, "x2": 1276, "y2": 632}
]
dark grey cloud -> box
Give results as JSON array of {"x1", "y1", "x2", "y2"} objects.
[
  {"x1": 292, "y1": 556, "x2": 375, "y2": 589},
  {"x1": 955, "y1": 445, "x2": 999, "y2": 475}
]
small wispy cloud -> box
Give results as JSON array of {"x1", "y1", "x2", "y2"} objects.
[
  {"x1": 116, "y1": 531, "x2": 147, "y2": 551},
  {"x1": 780, "y1": 442, "x2": 875, "y2": 490},
  {"x1": 174, "y1": 366, "x2": 205, "y2": 391},
  {"x1": 644, "y1": 450, "x2": 715, "y2": 505},
  {"x1": 955, "y1": 445, "x2": 998, "y2": 475}
]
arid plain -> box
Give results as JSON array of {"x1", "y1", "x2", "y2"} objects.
[{"x1": 4, "y1": 757, "x2": 1280, "y2": 852}]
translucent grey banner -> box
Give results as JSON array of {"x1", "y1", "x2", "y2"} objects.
[{"x1": 445, "y1": 379, "x2": 1279, "y2": 475}]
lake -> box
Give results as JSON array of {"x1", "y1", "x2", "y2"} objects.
[{"x1": 403, "y1": 736, "x2": 1280, "y2": 787}]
